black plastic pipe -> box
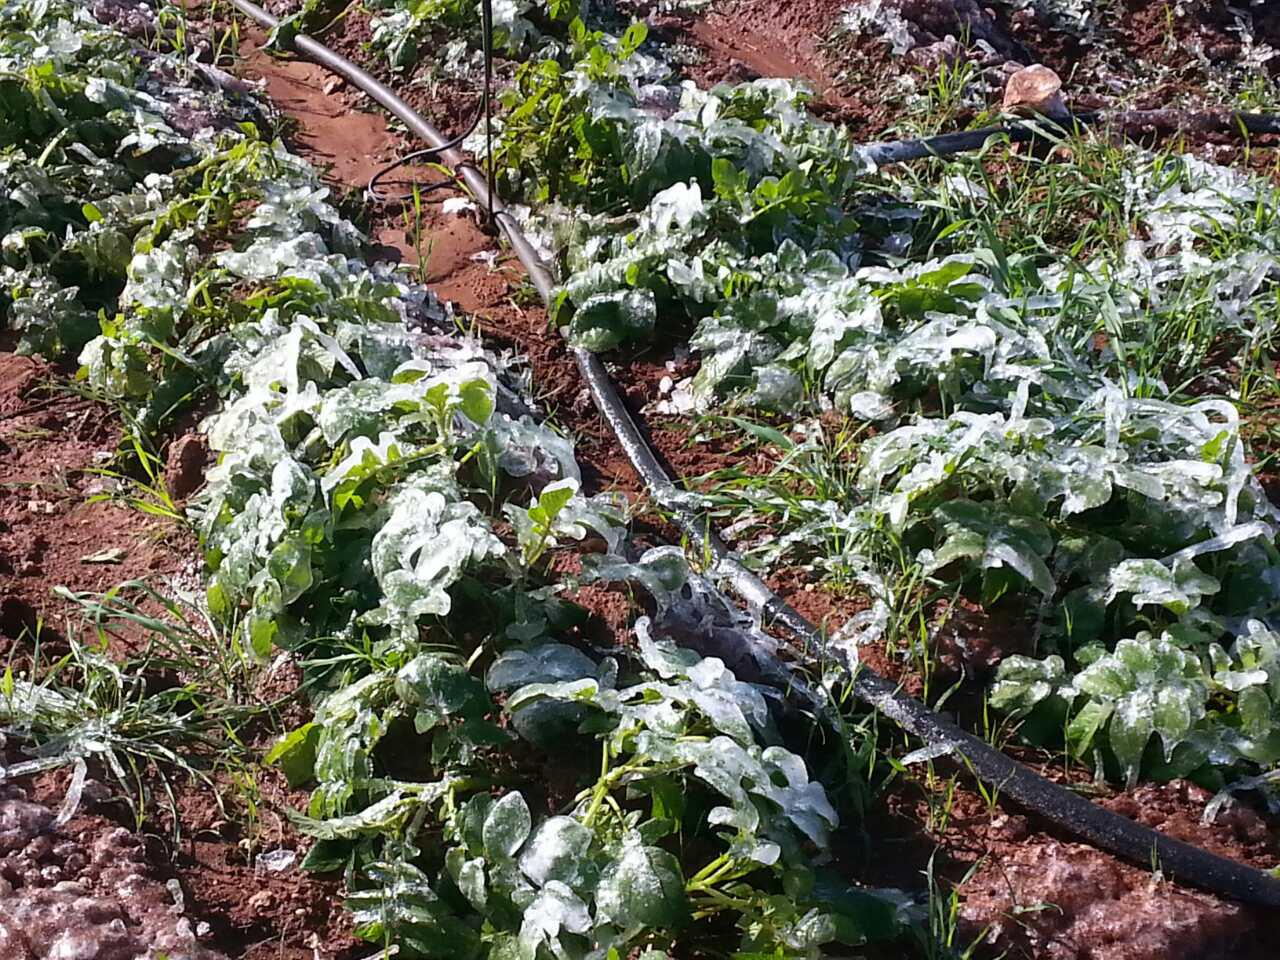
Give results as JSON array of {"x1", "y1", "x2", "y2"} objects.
[
  {"x1": 226, "y1": 0, "x2": 1280, "y2": 908},
  {"x1": 860, "y1": 109, "x2": 1280, "y2": 166}
]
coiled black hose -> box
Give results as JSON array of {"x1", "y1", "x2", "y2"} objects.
[{"x1": 225, "y1": 0, "x2": 1280, "y2": 908}]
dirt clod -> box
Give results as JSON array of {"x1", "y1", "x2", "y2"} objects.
[
  {"x1": 164, "y1": 433, "x2": 211, "y2": 502},
  {"x1": 0, "y1": 786, "x2": 223, "y2": 960},
  {"x1": 960, "y1": 838, "x2": 1264, "y2": 960}
]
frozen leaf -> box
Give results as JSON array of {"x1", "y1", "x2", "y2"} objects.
[
  {"x1": 567, "y1": 289, "x2": 657, "y2": 351},
  {"x1": 1108, "y1": 695, "x2": 1155, "y2": 787},
  {"x1": 596, "y1": 836, "x2": 688, "y2": 930},
  {"x1": 990, "y1": 655, "x2": 1066, "y2": 715},
  {"x1": 1106, "y1": 558, "x2": 1220, "y2": 615},
  {"x1": 1072, "y1": 634, "x2": 1208, "y2": 784},
  {"x1": 926, "y1": 500, "x2": 1054, "y2": 595},
  {"x1": 486, "y1": 645, "x2": 599, "y2": 692},
  {"x1": 581, "y1": 546, "x2": 689, "y2": 611},
  {"x1": 395, "y1": 654, "x2": 488, "y2": 731},
  {"x1": 519, "y1": 881, "x2": 591, "y2": 960},
  {"x1": 483, "y1": 791, "x2": 532, "y2": 860},
  {"x1": 518, "y1": 816, "x2": 594, "y2": 889}
]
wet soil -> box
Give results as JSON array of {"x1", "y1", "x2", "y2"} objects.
[
  {"x1": 0, "y1": 346, "x2": 360, "y2": 958},
  {"x1": 0, "y1": 343, "x2": 196, "y2": 652},
  {"x1": 0, "y1": 778, "x2": 224, "y2": 960},
  {"x1": 657, "y1": 0, "x2": 1280, "y2": 173},
  {"x1": 650, "y1": 0, "x2": 905, "y2": 136},
  {"x1": 957, "y1": 779, "x2": 1277, "y2": 960}
]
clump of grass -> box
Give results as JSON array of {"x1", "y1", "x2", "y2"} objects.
[{"x1": 1, "y1": 581, "x2": 281, "y2": 837}]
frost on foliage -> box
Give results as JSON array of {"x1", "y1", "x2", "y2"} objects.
[
  {"x1": 520, "y1": 880, "x2": 593, "y2": 958},
  {"x1": 595, "y1": 836, "x2": 688, "y2": 929},
  {"x1": 919, "y1": 500, "x2": 1055, "y2": 595},
  {"x1": 994, "y1": 619, "x2": 1280, "y2": 782},
  {"x1": 362, "y1": 483, "x2": 504, "y2": 638},
  {"x1": 0, "y1": 0, "x2": 236, "y2": 360},
  {"x1": 836, "y1": 0, "x2": 917, "y2": 56},
  {"x1": 190, "y1": 221, "x2": 588, "y2": 655},
  {"x1": 518, "y1": 817, "x2": 595, "y2": 889},
  {"x1": 1070, "y1": 635, "x2": 1208, "y2": 785},
  {"x1": 505, "y1": 612, "x2": 837, "y2": 856},
  {"x1": 542, "y1": 56, "x2": 1280, "y2": 768},
  {"x1": 1104, "y1": 558, "x2": 1220, "y2": 617},
  {"x1": 6, "y1": 4, "x2": 889, "y2": 957},
  {"x1": 1209, "y1": 621, "x2": 1280, "y2": 765},
  {"x1": 368, "y1": 0, "x2": 543, "y2": 72}
]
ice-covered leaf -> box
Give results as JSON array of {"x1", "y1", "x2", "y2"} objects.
[
  {"x1": 519, "y1": 816, "x2": 595, "y2": 889},
  {"x1": 595, "y1": 835, "x2": 688, "y2": 930},
  {"x1": 990, "y1": 655, "x2": 1067, "y2": 715},
  {"x1": 395, "y1": 654, "x2": 488, "y2": 731},
  {"x1": 1106, "y1": 558, "x2": 1220, "y2": 615},
  {"x1": 924, "y1": 500, "x2": 1054, "y2": 595},
  {"x1": 487, "y1": 644, "x2": 600, "y2": 692},
  {"x1": 567, "y1": 289, "x2": 657, "y2": 351},
  {"x1": 518, "y1": 881, "x2": 591, "y2": 960},
  {"x1": 483, "y1": 792, "x2": 532, "y2": 861}
]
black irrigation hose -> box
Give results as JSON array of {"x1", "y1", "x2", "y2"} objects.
[
  {"x1": 367, "y1": 142, "x2": 472, "y2": 204},
  {"x1": 861, "y1": 120, "x2": 1044, "y2": 166},
  {"x1": 226, "y1": 0, "x2": 1280, "y2": 909},
  {"x1": 861, "y1": 109, "x2": 1280, "y2": 167}
]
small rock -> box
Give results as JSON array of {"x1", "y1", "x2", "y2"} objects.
[
  {"x1": 988, "y1": 812, "x2": 1029, "y2": 841},
  {"x1": 79, "y1": 781, "x2": 112, "y2": 808},
  {"x1": 720, "y1": 58, "x2": 760, "y2": 83},
  {"x1": 1003, "y1": 63, "x2": 1068, "y2": 119},
  {"x1": 0, "y1": 799, "x2": 54, "y2": 854},
  {"x1": 906, "y1": 35, "x2": 967, "y2": 72},
  {"x1": 23, "y1": 835, "x2": 54, "y2": 862}
]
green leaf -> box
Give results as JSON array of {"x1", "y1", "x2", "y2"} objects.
[
  {"x1": 300, "y1": 838, "x2": 351, "y2": 873},
  {"x1": 595, "y1": 836, "x2": 688, "y2": 929},
  {"x1": 291, "y1": 791, "x2": 425, "y2": 840},
  {"x1": 458, "y1": 379, "x2": 494, "y2": 425},
  {"x1": 619, "y1": 20, "x2": 648, "y2": 57},
  {"x1": 1065, "y1": 700, "x2": 1112, "y2": 759},
  {"x1": 530, "y1": 481, "x2": 576, "y2": 526},
  {"x1": 482, "y1": 791, "x2": 532, "y2": 860},
  {"x1": 519, "y1": 816, "x2": 594, "y2": 889},
  {"x1": 265, "y1": 722, "x2": 321, "y2": 788},
  {"x1": 1108, "y1": 696, "x2": 1154, "y2": 787}
]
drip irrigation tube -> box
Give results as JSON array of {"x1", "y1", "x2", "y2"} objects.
[
  {"x1": 227, "y1": 0, "x2": 1280, "y2": 908},
  {"x1": 857, "y1": 109, "x2": 1280, "y2": 167}
]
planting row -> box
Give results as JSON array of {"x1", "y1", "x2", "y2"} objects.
[
  {"x1": 328, "y1": 0, "x2": 1280, "y2": 798},
  {"x1": 1, "y1": 1, "x2": 928, "y2": 956}
]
